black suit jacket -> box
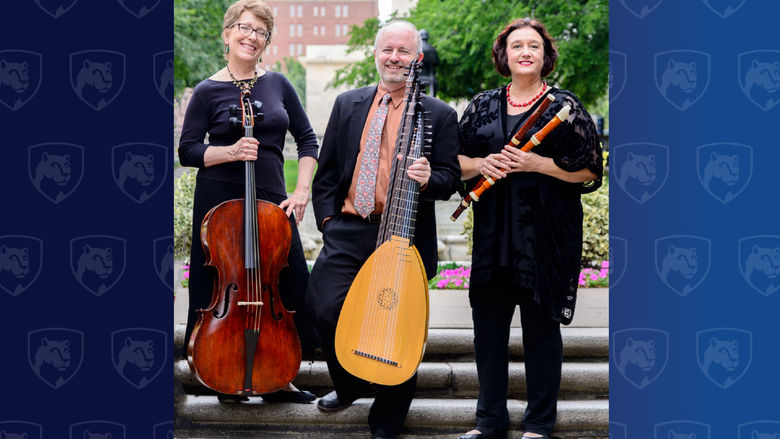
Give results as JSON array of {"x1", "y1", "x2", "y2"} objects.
[{"x1": 312, "y1": 85, "x2": 461, "y2": 278}]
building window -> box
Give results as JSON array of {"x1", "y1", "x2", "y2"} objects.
[
  {"x1": 313, "y1": 6, "x2": 318, "y2": 17},
  {"x1": 313, "y1": 26, "x2": 318, "y2": 36},
  {"x1": 297, "y1": 44, "x2": 303, "y2": 55},
  {"x1": 272, "y1": 46, "x2": 277, "y2": 55},
  {"x1": 343, "y1": 24, "x2": 348, "y2": 36},
  {"x1": 335, "y1": 24, "x2": 340, "y2": 37},
  {"x1": 290, "y1": 44, "x2": 295, "y2": 55},
  {"x1": 290, "y1": 24, "x2": 295, "y2": 36},
  {"x1": 297, "y1": 5, "x2": 302, "y2": 17},
  {"x1": 335, "y1": 5, "x2": 341, "y2": 17},
  {"x1": 297, "y1": 24, "x2": 302, "y2": 37},
  {"x1": 289, "y1": 5, "x2": 295, "y2": 17},
  {"x1": 321, "y1": 6, "x2": 325, "y2": 16},
  {"x1": 320, "y1": 25, "x2": 325, "y2": 36},
  {"x1": 273, "y1": 7, "x2": 278, "y2": 16},
  {"x1": 343, "y1": 5, "x2": 349, "y2": 17}
]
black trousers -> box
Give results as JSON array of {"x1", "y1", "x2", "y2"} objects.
[
  {"x1": 306, "y1": 214, "x2": 417, "y2": 436},
  {"x1": 183, "y1": 179, "x2": 317, "y2": 360},
  {"x1": 472, "y1": 292, "x2": 562, "y2": 436}
]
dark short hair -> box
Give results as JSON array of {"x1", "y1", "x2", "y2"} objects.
[{"x1": 492, "y1": 18, "x2": 558, "y2": 78}]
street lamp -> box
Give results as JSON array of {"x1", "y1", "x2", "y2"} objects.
[{"x1": 419, "y1": 29, "x2": 439, "y2": 97}]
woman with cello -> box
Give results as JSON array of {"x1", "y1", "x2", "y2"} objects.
[
  {"x1": 178, "y1": 0, "x2": 317, "y2": 403},
  {"x1": 456, "y1": 18, "x2": 602, "y2": 439}
]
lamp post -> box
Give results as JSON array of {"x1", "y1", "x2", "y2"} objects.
[{"x1": 419, "y1": 29, "x2": 439, "y2": 97}]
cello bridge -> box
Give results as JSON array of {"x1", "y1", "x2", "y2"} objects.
[
  {"x1": 238, "y1": 301, "x2": 264, "y2": 306},
  {"x1": 352, "y1": 350, "x2": 400, "y2": 367}
]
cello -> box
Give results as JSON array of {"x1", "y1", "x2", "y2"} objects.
[
  {"x1": 187, "y1": 90, "x2": 301, "y2": 396},
  {"x1": 334, "y1": 61, "x2": 430, "y2": 386}
]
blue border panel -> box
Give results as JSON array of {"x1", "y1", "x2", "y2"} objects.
[{"x1": 611, "y1": 1, "x2": 780, "y2": 438}]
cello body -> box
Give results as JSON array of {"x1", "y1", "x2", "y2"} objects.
[
  {"x1": 188, "y1": 198, "x2": 300, "y2": 395},
  {"x1": 335, "y1": 236, "x2": 428, "y2": 386}
]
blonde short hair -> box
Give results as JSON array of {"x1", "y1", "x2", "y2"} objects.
[{"x1": 222, "y1": 0, "x2": 274, "y2": 60}]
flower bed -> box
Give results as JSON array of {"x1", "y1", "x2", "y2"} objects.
[{"x1": 429, "y1": 261, "x2": 610, "y2": 290}]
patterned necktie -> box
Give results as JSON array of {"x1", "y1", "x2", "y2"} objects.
[{"x1": 354, "y1": 93, "x2": 390, "y2": 218}]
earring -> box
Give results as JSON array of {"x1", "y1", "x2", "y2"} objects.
[
  {"x1": 258, "y1": 56, "x2": 262, "y2": 63},
  {"x1": 225, "y1": 44, "x2": 229, "y2": 54}
]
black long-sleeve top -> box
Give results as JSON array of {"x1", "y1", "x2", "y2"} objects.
[{"x1": 178, "y1": 72, "x2": 318, "y2": 198}]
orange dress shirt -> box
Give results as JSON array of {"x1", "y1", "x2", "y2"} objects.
[{"x1": 341, "y1": 84, "x2": 406, "y2": 216}]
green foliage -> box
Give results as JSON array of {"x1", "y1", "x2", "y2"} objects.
[
  {"x1": 174, "y1": 169, "x2": 197, "y2": 259},
  {"x1": 331, "y1": 18, "x2": 382, "y2": 88},
  {"x1": 274, "y1": 57, "x2": 307, "y2": 108},
  {"x1": 174, "y1": 0, "x2": 233, "y2": 100},
  {"x1": 331, "y1": 0, "x2": 608, "y2": 107},
  {"x1": 581, "y1": 182, "x2": 609, "y2": 267}
]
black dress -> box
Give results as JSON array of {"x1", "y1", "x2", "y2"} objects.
[
  {"x1": 458, "y1": 86, "x2": 603, "y2": 324},
  {"x1": 178, "y1": 72, "x2": 319, "y2": 359}
]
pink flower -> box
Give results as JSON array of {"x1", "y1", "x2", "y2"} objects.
[
  {"x1": 601, "y1": 261, "x2": 609, "y2": 268},
  {"x1": 437, "y1": 279, "x2": 449, "y2": 288},
  {"x1": 590, "y1": 273, "x2": 598, "y2": 281},
  {"x1": 454, "y1": 279, "x2": 463, "y2": 286},
  {"x1": 599, "y1": 269, "x2": 608, "y2": 278}
]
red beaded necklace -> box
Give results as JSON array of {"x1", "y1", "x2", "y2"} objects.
[{"x1": 506, "y1": 81, "x2": 547, "y2": 108}]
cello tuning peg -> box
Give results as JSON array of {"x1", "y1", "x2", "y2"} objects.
[
  {"x1": 228, "y1": 104, "x2": 240, "y2": 115},
  {"x1": 252, "y1": 100, "x2": 262, "y2": 111},
  {"x1": 254, "y1": 111, "x2": 264, "y2": 122},
  {"x1": 229, "y1": 116, "x2": 241, "y2": 127}
]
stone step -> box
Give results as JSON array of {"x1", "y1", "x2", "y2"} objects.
[
  {"x1": 174, "y1": 324, "x2": 608, "y2": 361},
  {"x1": 176, "y1": 359, "x2": 608, "y2": 400},
  {"x1": 175, "y1": 395, "x2": 608, "y2": 438}
]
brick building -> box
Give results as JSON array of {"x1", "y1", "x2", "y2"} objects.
[{"x1": 262, "y1": 0, "x2": 378, "y2": 68}]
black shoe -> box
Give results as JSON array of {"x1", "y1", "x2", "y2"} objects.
[
  {"x1": 316, "y1": 390, "x2": 359, "y2": 412},
  {"x1": 260, "y1": 389, "x2": 316, "y2": 404},
  {"x1": 217, "y1": 394, "x2": 249, "y2": 404},
  {"x1": 458, "y1": 428, "x2": 508, "y2": 439},
  {"x1": 372, "y1": 430, "x2": 397, "y2": 439}
]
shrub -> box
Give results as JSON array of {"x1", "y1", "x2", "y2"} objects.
[{"x1": 174, "y1": 169, "x2": 197, "y2": 259}]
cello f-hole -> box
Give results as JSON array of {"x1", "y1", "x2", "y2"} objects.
[{"x1": 213, "y1": 283, "x2": 238, "y2": 318}]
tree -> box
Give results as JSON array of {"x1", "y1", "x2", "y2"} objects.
[
  {"x1": 331, "y1": 0, "x2": 608, "y2": 108},
  {"x1": 174, "y1": 0, "x2": 232, "y2": 100},
  {"x1": 273, "y1": 57, "x2": 307, "y2": 108}
]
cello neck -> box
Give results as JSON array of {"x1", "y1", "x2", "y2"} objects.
[{"x1": 242, "y1": 100, "x2": 259, "y2": 269}]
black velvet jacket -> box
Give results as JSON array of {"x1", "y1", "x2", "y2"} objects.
[{"x1": 458, "y1": 86, "x2": 603, "y2": 324}]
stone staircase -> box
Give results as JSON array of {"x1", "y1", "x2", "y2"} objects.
[{"x1": 173, "y1": 323, "x2": 608, "y2": 438}]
